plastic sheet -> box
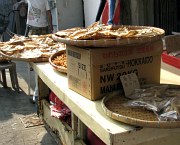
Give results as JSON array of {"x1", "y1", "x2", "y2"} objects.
[{"x1": 123, "y1": 85, "x2": 180, "y2": 121}]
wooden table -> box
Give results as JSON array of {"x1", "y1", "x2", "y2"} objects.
[{"x1": 31, "y1": 61, "x2": 180, "y2": 145}]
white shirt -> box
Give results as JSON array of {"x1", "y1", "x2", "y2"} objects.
[{"x1": 25, "y1": 0, "x2": 50, "y2": 27}]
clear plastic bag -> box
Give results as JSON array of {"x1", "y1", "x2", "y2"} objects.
[
  {"x1": 124, "y1": 96, "x2": 170, "y2": 112},
  {"x1": 123, "y1": 85, "x2": 180, "y2": 121},
  {"x1": 127, "y1": 84, "x2": 169, "y2": 99}
]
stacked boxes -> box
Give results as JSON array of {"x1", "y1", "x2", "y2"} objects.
[{"x1": 67, "y1": 40, "x2": 163, "y2": 100}]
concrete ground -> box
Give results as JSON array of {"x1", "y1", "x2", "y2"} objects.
[{"x1": 0, "y1": 61, "x2": 57, "y2": 145}]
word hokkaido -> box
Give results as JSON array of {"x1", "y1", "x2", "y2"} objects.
[{"x1": 126, "y1": 56, "x2": 153, "y2": 67}]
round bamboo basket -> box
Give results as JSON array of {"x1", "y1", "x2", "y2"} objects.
[
  {"x1": 0, "y1": 51, "x2": 49, "y2": 62},
  {"x1": 49, "y1": 50, "x2": 67, "y2": 74},
  {"x1": 102, "y1": 93, "x2": 180, "y2": 128},
  {"x1": 52, "y1": 25, "x2": 165, "y2": 48},
  {"x1": 0, "y1": 55, "x2": 11, "y2": 62}
]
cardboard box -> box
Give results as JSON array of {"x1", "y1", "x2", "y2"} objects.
[{"x1": 67, "y1": 40, "x2": 163, "y2": 100}]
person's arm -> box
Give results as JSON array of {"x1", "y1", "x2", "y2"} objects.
[
  {"x1": 95, "y1": 0, "x2": 106, "y2": 22},
  {"x1": 47, "y1": 10, "x2": 53, "y2": 33}
]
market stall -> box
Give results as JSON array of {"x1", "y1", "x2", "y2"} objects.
[
  {"x1": 1, "y1": 23, "x2": 180, "y2": 145},
  {"x1": 30, "y1": 60, "x2": 180, "y2": 145}
]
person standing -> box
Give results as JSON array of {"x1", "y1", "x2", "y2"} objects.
[
  {"x1": 107, "y1": 0, "x2": 116, "y2": 25},
  {"x1": 23, "y1": 0, "x2": 53, "y2": 105},
  {"x1": 24, "y1": 0, "x2": 53, "y2": 36},
  {"x1": 97, "y1": 0, "x2": 120, "y2": 25},
  {"x1": 95, "y1": 0, "x2": 106, "y2": 22}
]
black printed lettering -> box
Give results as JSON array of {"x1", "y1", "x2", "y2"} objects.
[
  {"x1": 116, "y1": 69, "x2": 139, "y2": 81},
  {"x1": 126, "y1": 56, "x2": 153, "y2": 67},
  {"x1": 116, "y1": 73, "x2": 121, "y2": 81},
  {"x1": 68, "y1": 50, "x2": 81, "y2": 59},
  {"x1": 100, "y1": 74, "x2": 114, "y2": 83},
  {"x1": 100, "y1": 62, "x2": 125, "y2": 73},
  {"x1": 78, "y1": 63, "x2": 86, "y2": 71},
  {"x1": 100, "y1": 83, "x2": 121, "y2": 94}
]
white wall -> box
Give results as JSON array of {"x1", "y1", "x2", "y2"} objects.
[
  {"x1": 54, "y1": 0, "x2": 84, "y2": 30},
  {"x1": 83, "y1": 0, "x2": 99, "y2": 27},
  {"x1": 52, "y1": 0, "x2": 101, "y2": 30}
]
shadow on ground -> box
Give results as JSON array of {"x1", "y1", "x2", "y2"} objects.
[
  {"x1": 15, "y1": 61, "x2": 36, "y2": 95},
  {"x1": 0, "y1": 61, "x2": 57, "y2": 145},
  {"x1": 0, "y1": 87, "x2": 36, "y2": 122},
  {"x1": 0, "y1": 61, "x2": 36, "y2": 121}
]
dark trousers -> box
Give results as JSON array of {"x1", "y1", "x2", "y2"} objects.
[{"x1": 95, "y1": 0, "x2": 107, "y2": 22}]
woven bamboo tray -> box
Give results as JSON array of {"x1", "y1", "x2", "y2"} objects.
[
  {"x1": 49, "y1": 50, "x2": 67, "y2": 74},
  {"x1": 0, "y1": 55, "x2": 11, "y2": 62},
  {"x1": 52, "y1": 25, "x2": 165, "y2": 48},
  {"x1": 0, "y1": 51, "x2": 48, "y2": 62},
  {"x1": 102, "y1": 93, "x2": 180, "y2": 128}
]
